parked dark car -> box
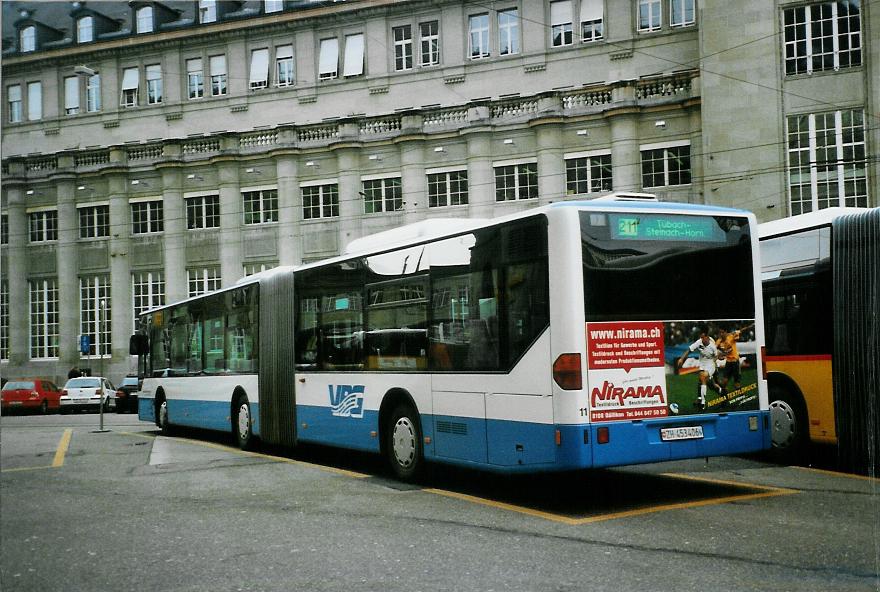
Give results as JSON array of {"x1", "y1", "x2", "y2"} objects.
[
  {"x1": 115, "y1": 375, "x2": 140, "y2": 414},
  {"x1": 1, "y1": 379, "x2": 62, "y2": 414}
]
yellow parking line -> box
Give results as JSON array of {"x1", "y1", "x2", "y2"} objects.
[
  {"x1": 52, "y1": 429, "x2": 73, "y2": 468},
  {"x1": 794, "y1": 466, "x2": 879, "y2": 483}
]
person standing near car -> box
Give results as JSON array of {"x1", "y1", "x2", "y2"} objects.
[{"x1": 67, "y1": 367, "x2": 82, "y2": 379}]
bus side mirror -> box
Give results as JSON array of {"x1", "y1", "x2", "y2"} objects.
[{"x1": 129, "y1": 334, "x2": 148, "y2": 355}]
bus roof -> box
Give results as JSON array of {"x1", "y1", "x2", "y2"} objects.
[{"x1": 758, "y1": 207, "x2": 871, "y2": 239}]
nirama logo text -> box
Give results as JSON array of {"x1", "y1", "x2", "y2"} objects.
[{"x1": 328, "y1": 385, "x2": 365, "y2": 418}]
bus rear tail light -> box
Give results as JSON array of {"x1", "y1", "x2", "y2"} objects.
[
  {"x1": 760, "y1": 345, "x2": 767, "y2": 380},
  {"x1": 597, "y1": 427, "x2": 610, "y2": 444},
  {"x1": 553, "y1": 353, "x2": 582, "y2": 390}
]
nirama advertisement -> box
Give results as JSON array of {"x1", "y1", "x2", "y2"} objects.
[{"x1": 586, "y1": 320, "x2": 759, "y2": 421}]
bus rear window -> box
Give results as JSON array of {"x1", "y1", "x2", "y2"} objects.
[{"x1": 581, "y1": 212, "x2": 755, "y2": 321}]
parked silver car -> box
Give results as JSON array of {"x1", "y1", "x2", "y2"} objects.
[{"x1": 60, "y1": 377, "x2": 115, "y2": 413}]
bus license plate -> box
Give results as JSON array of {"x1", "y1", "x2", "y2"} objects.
[{"x1": 660, "y1": 426, "x2": 704, "y2": 441}]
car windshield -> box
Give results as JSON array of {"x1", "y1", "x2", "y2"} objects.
[
  {"x1": 66, "y1": 378, "x2": 101, "y2": 388},
  {"x1": 3, "y1": 381, "x2": 35, "y2": 390}
]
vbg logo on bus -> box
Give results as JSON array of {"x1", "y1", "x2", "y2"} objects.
[{"x1": 328, "y1": 385, "x2": 365, "y2": 418}]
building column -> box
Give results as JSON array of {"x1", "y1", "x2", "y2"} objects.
[
  {"x1": 56, "y1": 178, "x2": 80, "y2": 373},
  {"x1": 218, "y1": 162, "x2": 242, "y2": 286},
  {"x1": 107, "y1": 173, "x2": 132, "y2": 370},
  {"x1": 400, "y1": 140, "x2": 426, "y2": 224},
  {"x1": 689, "y1": 107, "x2": 704, "y2": 205},
  {"x1": 337, "y1": 147, "x2": 362, "y2": 254},
  {"x1": 536, "y1": 123, "x2": 565, "y2": 203},
  {"x1": 609, "y1": 111, "x2": 641, "y2": 192},
  {"x1": 5, "y1": 186, "x2": 29, "y2": 368},
  {"x1": 276, "y1": 155, "x2": 302, "y2": 266},
  {"x1": 466, "y1": 131, "x2": 495, "y2": 219},
  {"x1": 160, "y1": 168, "x2": 187, "y2": 303}
]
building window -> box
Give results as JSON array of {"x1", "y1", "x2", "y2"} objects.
[
  {"x1": 188, "y1": 267, "x2": 221, "y2": 298},
  {"x1": 784, "y1": 1, "x2": 861, "y2": 76},
  {"x1": 265, "y1": 0, "x2": 284, "y2": 13},
  {"x1": 550, "y1": 1, "x2": 573, "y2": 46},
  {"x1": 80, "y1": 276, "x2": 111, "y2": 357},
  {"x1": 319, "y1": 38, "x2": 339, "y2": 80},
  {"x1": 20, "y1": 26, "x2": 35, "y2": 52},
  {"x1": 146, "y1": 65, "x2": 163, "y2": 104},
  {"x1": 209, "y1": 55, "x2": 227, "y2": 96},
  {"x1": 199, "y1": 0, "x2": 217, "y2": 23},
  {"x1": 243, "y1": 189, "x2": 278, "y2": 224},
  {"x1": 87, "y1": 74, "x2": 101, "y2": 112},
  {"x1": 27, "y1": 81, "x2": 41, "y2": 120},
  {"x1": 249, "y1": 49, "x2": 270, "y2": 90},
  {"x1": 275, "y1": 45, "x2": 295, "y2": 86},
  {"x1": 362, "y1": 177, "x2": 402, "y2": 214},
  {"x1": 187, "y1": 59, "x2": 204, "y2": 99},
  {"x1": 137, "y1": 7, "x2": 154, "y2": 33},
  {"x1": 670, "y1": 0, "x2": 695, "y2": 27},
  {"x1": 244, "y1": 262, "x2": 277, "y2": 276},
  {"x1": 641, "y1": 143, "x2": 691, "y2": 187},
  {"x1": 302, "y1": 184, "x2": 339, "y2": 219},
  {"x1": 565, "y1": 153, "x2": 612, "y2": 195},
  {"x1": 580, "y1": 0, "x2": 604, "y2": 41},
  {"x1": 469, "y1": 14, "x2": 490, "y2": 58},
  {"x1": 343, "y1": 33, "x2": 365, "y2": 77},
  {"x1": 1, "y1": 281, "x2": 8, "y2": 361},
  {"x1": 8, "y1": 85, "x2": 22, "y2": 123},
  {"x1": 121, "y1": 67, "x2": 139, "y2": 107},
  {"x1": 185, "y1": 195, "x2": 220, "y2": 229},
  {"x1": 498, "y1": 8, "x2": 520, "y2": 56},
  {"x1": 427, "y1": 170, "x2": 468, "y2": 207},
  {"x1": 77, "y1": 16, "x2": 94, "y2": 43},
  {"x1": 787, "y1": 109, "x2": 867, "y2": 215},
  {"x1": 495, "y1": 162, "x2": 538, "y2": 201},
  {"x1": 78, "y1": 205, "x2": 110, "y2": 239},
  {"x1": 132, "y1": 271, "x2": 165, "y2": 326},
  {"x1": 29, "y1": 279, "x2": 59, "y2": 359},
  {"x1": 638, "y1": 0, "x2": 662, "y2": 31},
  {"x1": 420, "y1": 21, "x2": 440, "y2": 66},
  {"x1": 131, "y1": 200, "x2": 164, "y2": 234},
  {"x1": 393, "y1": 25, "x2": 413, "y2": 71},
  {"x1": 1, "y1": 214, "x2": 8, "y2": 244},
  {"x1": 29, "y1": 210, "x2": 58, "y2": 242}
]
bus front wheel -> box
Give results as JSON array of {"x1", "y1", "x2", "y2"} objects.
[
  {"x1": 157, "y1": 397, "x2": 174, "y2": 436},
  {"x1": 233, "y1": 395, "x2": 255, "y2": 451},
  {"x1": 768, "y1": 387, "x2": 807, "y2": 464},
  {"x1": 386, "y1": 404, "x2": 424, "y2": 482}
]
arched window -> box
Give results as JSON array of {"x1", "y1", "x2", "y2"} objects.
[{"x1": 20, "y1": 25, "x2": 35, "y2": 52}]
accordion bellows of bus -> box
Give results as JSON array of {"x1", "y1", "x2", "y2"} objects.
[{"x1": 131, "y1": 194, "x2": 771, "y2": 480}]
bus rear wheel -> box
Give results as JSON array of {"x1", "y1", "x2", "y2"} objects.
[
  {"x1": 386, "y1": 404, "x2": 424, "y2": 482},
  {"x1": 768, "y1": 386, "x2": 807, "y2": 464},
  {"x1": 233, "y1": 395, "x2": 255, "y2": 451}
]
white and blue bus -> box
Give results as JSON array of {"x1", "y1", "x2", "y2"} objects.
[{"x1": 131, "y1": 195, "x2": 770, "y2": 480}]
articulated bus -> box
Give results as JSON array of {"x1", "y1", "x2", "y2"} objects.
[
  {"x1": 759, "y1": 207, "x2": 879, "y2": 474},
  {"x1": 131, "y1": 195, "x2": 770, "y2": 480}
]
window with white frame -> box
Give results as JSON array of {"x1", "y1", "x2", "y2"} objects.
[
  {"x1": 302, "y1": 183, "x2": 339, "y2": 219},
  {"x1": 498, "y1": 8, "x2": 520, "y2": 55},
  {"x1": 641, "y1": 142, "x2": 691, "y2": 188},
  {"x1": 8, "y1": 85, "x2": 22, "y2": 123},
  {"x1": 187, "y1": 58, "x2": 204, "y2": 99},
  {"x1": 250, "y1": 48, "x2": 270, "y2": 90},
  {"x1": 638, "y1": 0, "x2": 662, "y2": 31},
  {"x1": 77, "y1": 16, "x2": 94, "y2": 43},
  {"x1": 786, "y1": 109, "x2": 867, "y2": 215},
  {"x1": 65, "y1": 77, "x2": 80, "y2": 115},
  {"x1": 427, "y1": 169, "x2": 468, "y2": 207},
  {"x1": 243, "y1": 189, "x2": 278, "y2": 224},
  {"x1": 343, "y1": 33, "x2": 365, "y2": 77},
  {"x1": 319, "y1": 38, "x2": 339, "y2": 80},
  {"x1": 420, "y1": 21, "x2": 440, "y2": 66},
  {"x1": 393, "y1": 25, "x2": 413, "y2": 71},
  {"x1": 0, "y1": 281, "x2": 8, "y2": 361},
  {"x1": 185, "y1": 195, "x2": 220, "y2": 229},
  {"x1": 131, "y1": 199, "x2": 164, "y2": 234},
  {"x1": 670, "y1": 0, "x2": 695, "y2": 27},
  {"x1": 275, "y1": 45, "x2": 294, "y2": 86},
  {"x1": 469, "y1": 14, "x2": 490, "y2": 58},
  {"x1": 783, "y1": 1, "x2": 861, "y2": 76},
  {"x1": 199, "y1": 0, "x2": 217, "y2": 23},
  {"x1": 580, "y1": 0, "x2": 604, "y2": 42},
  {"x1": 188, "y1": 267, "x2": 221, "y2": 298},
  {"x1": 29, "y1": 210, "x2": 58, "y2": 242},
  {"x1": 209, "y1": 55, "x2": 227, "y2": 96},
  {"x1": 80, "y1": 275, "x2": 111, "y2": 357},
  {"x1": 20, "y1": 26, "x2": 35, "y2": 52},
  {"x1": 264, "y1": 0, "x2": 283, "y2": 13},
  {"x1": 27, "y1": 81, "x2": 41, "y2": 120},
  {"x1": 78, "y1": 205, "x2": 110, "y2": 239},
  {"x1": 137, "y1": 6, "x2": 154, "y2": 33},
  {"x1": 495, "y1": 161, "x2": 538, "y2": 201},
  {"x1": 565, "y1": 152, "x2": 612, "y2": 195},
  {"x1": 132, "y1": 271, "x2": 165, "y2": 326},
  {"x1": 87, "y1": 74, "x2": 101, "y2": 112},
  {"x1": 121, "y1": 67, "x2": 139, "y2": 107},
  {"x1": 362, "y1": 177, "x2": 402, "y2": 214},
  {"x1": 244, "y1": 262, "x2": 277, "y2": 276},
  {"x1": 550, "y1": 1, "x2": 573, "y2": 46},
  {"x1": 29, "y1": 278, "x2": 59, "y2": 359},
  {"x1": 146, "y1": 64, "x2": 163, "y2": 104}
]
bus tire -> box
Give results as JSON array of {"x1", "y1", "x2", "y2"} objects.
[
  {"x1": 768, "y1": 386, "x2": 807, "y2": 464},
  {"x1": 156, "y1": 395, "x2": 174, "y2": 436},
  {"x1": 233, "y1": 395, "x2": 255, "y2": 451},
  {"x1": 386, "y1": 404, "x2": 424, "y2": 482}
]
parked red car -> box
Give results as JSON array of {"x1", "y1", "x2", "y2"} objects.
[{"x1": 1, "y1": 379, "x2": 62, "y2": 414}]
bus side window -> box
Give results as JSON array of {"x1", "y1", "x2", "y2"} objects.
[{"x1": 295, "y1": 296, "x2": 319, "y2": 370}]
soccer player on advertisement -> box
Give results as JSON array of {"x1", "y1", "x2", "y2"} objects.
[
  {"x1": 716, "y1": 323, "x2": 754, "y2": 392},
  {"x1": 676, "y1": 327, "x2": 723, "y2": 410}
]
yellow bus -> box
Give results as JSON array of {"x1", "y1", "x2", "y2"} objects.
[{"x1": 759, "y1": 207, "x2": 879, "y2": 474}]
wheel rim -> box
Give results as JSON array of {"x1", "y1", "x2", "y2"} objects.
[
  {"x1": 769, "y1": 399, "x2": 796, "y2": 449},
  {"x1": 392, "y1": 416, "x2": 416, "y2": 468},
  {"x1": 159, "y1": 401, "x2": 168, "y2": 429},
  {"x1": 41, "y1": 400, "x2": 48, "y2": 414},
  {"x1": 237, "y1": 403, "x2": 250, "y2": 441}
]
